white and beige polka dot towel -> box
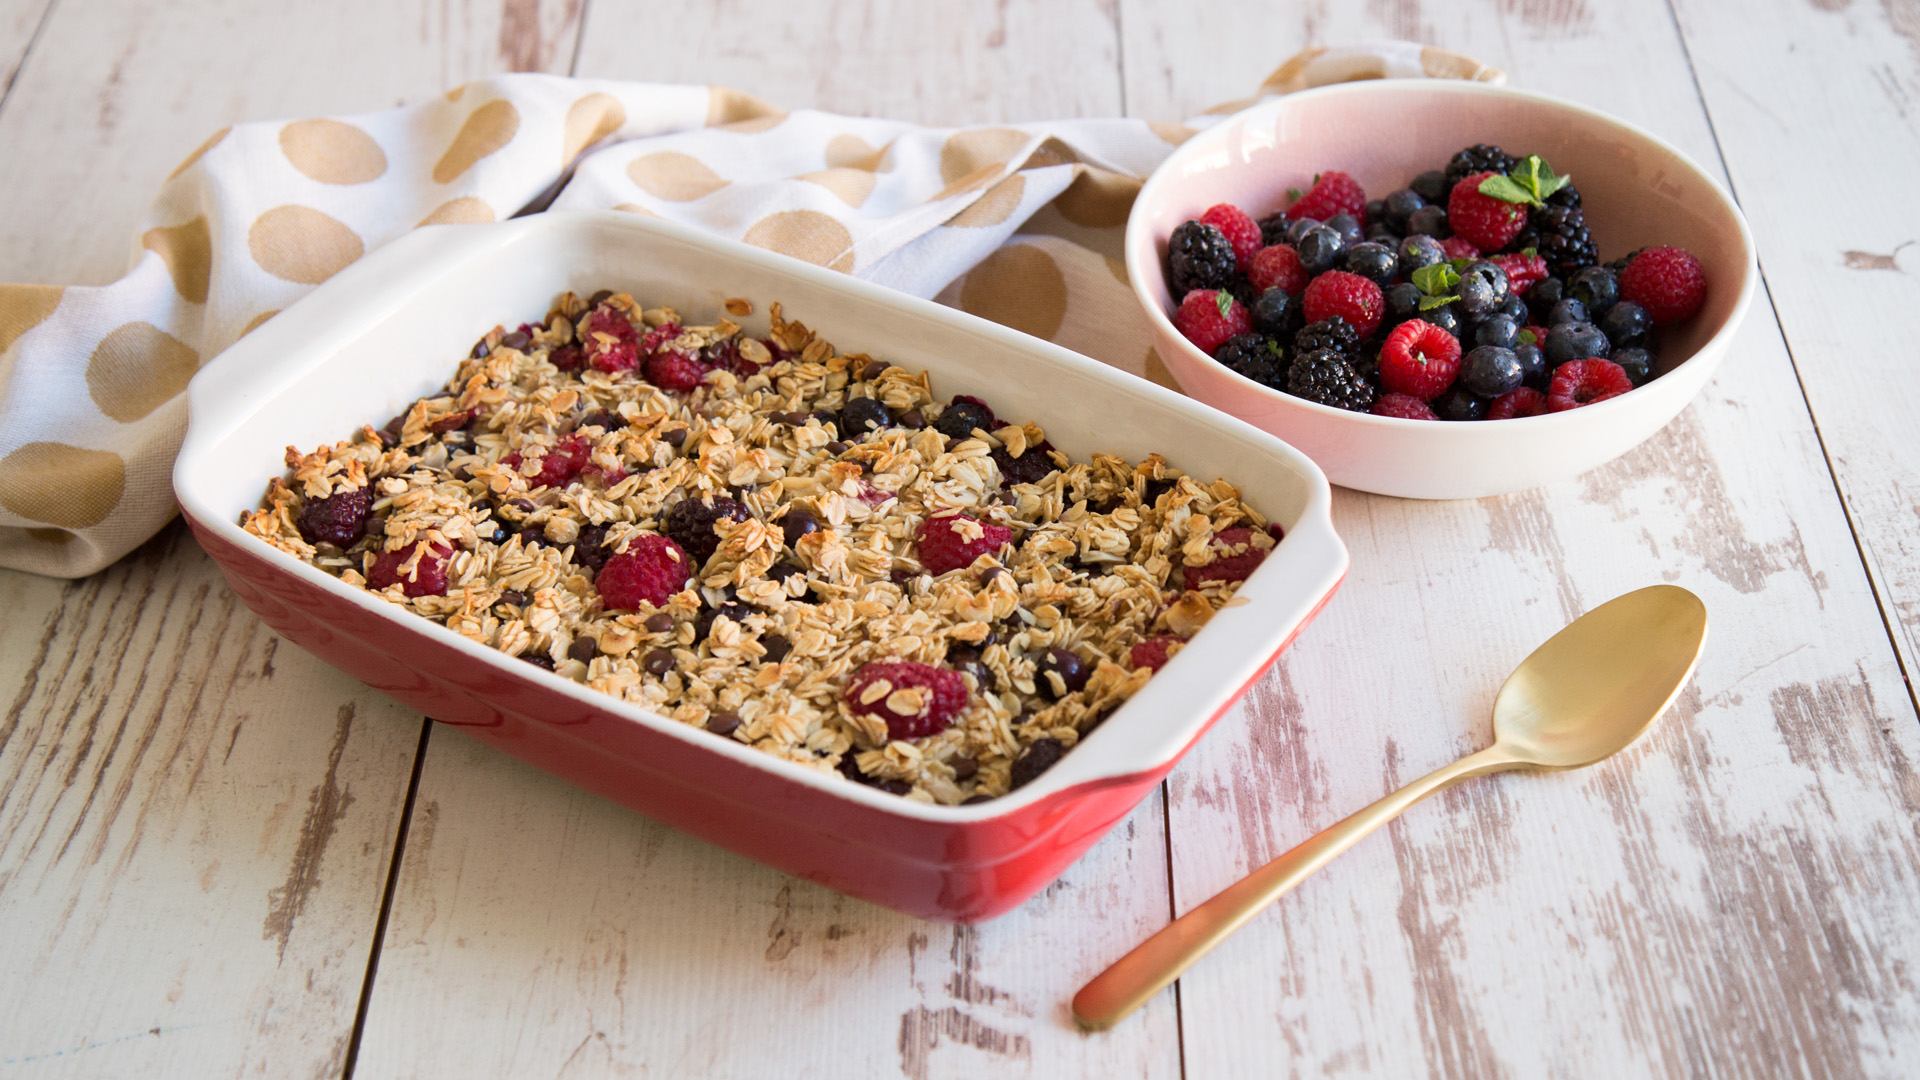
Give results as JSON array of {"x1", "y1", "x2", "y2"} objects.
[{"x1": 0, "y1": 41, "x2": 1498, "y2": 578}]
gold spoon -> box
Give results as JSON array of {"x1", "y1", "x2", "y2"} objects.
[{"x1": 1072, "y1": 583, "x2": 1708, "y2": 1032}]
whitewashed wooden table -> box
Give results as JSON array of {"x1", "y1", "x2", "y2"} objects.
[{"x1": 4, "y1": 2, "x2": 1919, "y2": 1077}]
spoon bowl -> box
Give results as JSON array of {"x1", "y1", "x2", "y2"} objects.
[{"x1": 1071, "y1": 584, "x2": 1709, "y2": 1031}]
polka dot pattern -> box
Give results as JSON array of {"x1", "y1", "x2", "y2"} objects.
[
  {"x1": 1054, "y1": 167, "x2": 1139, "y2": 228},
  {"x1": 706, "y1": 87, "x2": 786, "y2": 131},
  {"x1": 743, "y1": 210, "x2": 855, "y2": 273},
  {"x1": 959, "y1": 244, "x2": 1067, "y2": 340},
  {"x1": 798, "y1": 168, "x2": 876, "y2": 208},
  {"x1": 87, "y1": 322, "x2": 200, "y2": 422},
  {"x1": 825, "y1": 134, "x2": 892, "y2": 172},
  {"x1": 433, "y1": 99, "x2": 520, "y2": 183},
  {"x1": 248, "y1": 205, "x2": 364, "y2": 284},
  {"x1": 627, "y1": 152, "x2": 730, "y2": 201},
  {"x1": 417, "y1": 197, "x2": 495, "y2": 226},
  {"x1": 280, "y1": 119, "x2": 387, "y2": 184},
  {"x1": 141, "y1": 216, "x2": 212, "y2": 303},
  {"x1": 564, "y1": 92, "x2": 626, "y2": 164},
  {"x1": 0, "y1": 285, "x2": 63, "y2": 355},
  {"x1": 947, "y1": 174, "x2": 1024, "y2": 228},
  {"x1": 0, "y1": 442, "x2": 125, "y2": 529}
]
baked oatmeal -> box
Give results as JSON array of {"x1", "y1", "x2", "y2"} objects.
[{"x1": 245, "y1": 290, "x2": 1280, "y2": 805}]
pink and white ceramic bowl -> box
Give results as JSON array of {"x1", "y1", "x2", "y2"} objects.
[
  {"x1": 1125, "y1": 80, "x2": 1758, "y2": 499},
  {"x1": 173, "y1": 210, "x2": 1349, "y2": 923}
]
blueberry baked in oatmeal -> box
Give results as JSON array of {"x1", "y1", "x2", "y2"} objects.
[{"x1": 245, "y1": 290, "x2": 1281, "y2": 805}]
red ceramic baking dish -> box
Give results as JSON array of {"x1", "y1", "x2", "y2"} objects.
[{"x1": 173, "y1": 211, "x2": 1348, "y2": 922}]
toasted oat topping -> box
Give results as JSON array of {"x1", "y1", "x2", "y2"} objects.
[{"x1": 246, "y1": 291, "x2": 1278, "y2": 805}]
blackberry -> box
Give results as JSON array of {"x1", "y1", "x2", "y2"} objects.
[
  {"x1": 1292, "y1": 316, "x2": 1359, "y2": 360},
  {"x1": 1168, "y1": 221, "x2": 1237, "y2": 296},
  {"x1": 1606, "y1": 247, "x2": 1649, "y2": 276},
  {"x1": 1213, "y1": 333, "x2": 1286, "y2": 386},
  {"x1": 1517, "y1": 204, "x2": 1598, "y2": 278},
  {"x1": 664, "y1": 495, "x2": 751, "y2": 564},
  {"x1": 1286, "y1": 348, "x2": 1375, "y2": 412},
  {"x1": 1444, "y1": 144, "x2": 1519, "y2": 191},
  {"x1": 1257, "y1": 212, "x2": 1290, "y2": 247}
]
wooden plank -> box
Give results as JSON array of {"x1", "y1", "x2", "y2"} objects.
[
  {"x1": 354, "y1": 728, "x2": 1182, "y2": 1079},
  {"x1": 574, "y1": 0, "x2": 1123, "y2": 123},
  {"x1": 1667, "y1": 0, "x2": 1920, "y2": 723},
  {"x1": 0, "y1": 0, "x2": 50, "y2": 103},
  {"x1": 0, "y1": 0, "x2": 586, "y2": 288},
  {"x1": 0, "y1": 525, "x2": 424, "y2": 1076},
  {"x1": 1118, "y1": 2, "x2": 1920, "y2": 1076}
]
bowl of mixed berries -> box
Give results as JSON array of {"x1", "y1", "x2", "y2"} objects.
[{"x1": 1124, "y1": 80, "x2": 1757, "y2": 498}]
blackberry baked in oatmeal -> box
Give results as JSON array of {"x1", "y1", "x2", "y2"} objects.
[{"x1": 246, "y1": 289, "x2": 1281, "y2": 805}]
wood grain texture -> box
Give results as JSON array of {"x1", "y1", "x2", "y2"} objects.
[
  {"x1": 1668, "y1": 0, "x2": 1920, "y2": 718},
  {"x1": 0, "y1": 0, "x2": 51, "y2": 105},
  {"x1": 0, "y1": 525, "x2": 423, "y2": 1076},
  {"x1": 574, "y1": 0, "x2": 1124, "y2": 123},
  {"x1": 0, "y1": 0, "x2": 586, "y2": 288},
  {"x1": 1120, "y1": 0, "x2": 1920, "y2": 1076},
  {"x1": 352, "y1": 728, "x2": 1181, "y2": 1079}
]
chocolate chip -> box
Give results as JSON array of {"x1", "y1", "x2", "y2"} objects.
[
  {"x1": 579, "y1": 409, "x2": 618, "y2": 432},
  {"x1": 780, "y1": 509, "x2": 819, "y2": 548},
  {"x1": 1010, "y1": 737, "x2": 1066, "y2": 789},
  {"x1": 826, "y1": 441, "x2": 849, "y2": 455},
  {"x1": 897, "y1": 408, "x2": 926, "y2": 430},
  {"x1": 978, "y1": 566, "x2": 1006, "y2": 587},
  {"x1": 761, "y1": 633, "x2": 791, "y2": 663},
  {"x1": 961, "y1": 793, "x2": 994, "y2": 805},
  {"x1": 644, "y1": 612, "x2": 675, "y2": 634},
  {"x1": 706, "y1": 712, "x2": 742, "y2": 737},
  {"x1": 364, "y1": 517, "x2": 385, "y2": 537},
  {"x1": 859, "y1": 360, "x2": 889, "y2": 381},
  {"x1": 518, "y1": 523, "x2": 547, "y2": 548},
  {"x1": 509, "y1": 498, "x2": 535, "y2": 512},
  {"x1": 376, "y1": 428, "x2": 398, "y2": 448},
  {"x1": 498, "y1": 590, "x2": 527, "y2": 607},
  {"x1": 890, "y1": 568, "x2": 917, "y2": 585},
  {"x1": 876, "y1": 779, "x2": 912, "y2": 796},
  {"x1": 522, "y1": 652, "x2": 556, "y2": 671},
  {"x1": 693, "y1": 601, "x2": 753, "y2": 642},
  {"x1": 502, "y1": 330, "x2": 531, "y2": 351},
  {"x1": 428, "y1": 410, "x2": 472, "y2": 434},
  {"x1": 947, "y1": 647, "x2": 996, "y2": 692},
  {"x1": 1035, "y1": 647, "x2": 1089, "y2": 700},
  {"x1": 664, "y1": 428, "x2": 687, "y2": 447},
  {"x1": 572, "y1": 524, "x2": 611, "y2": 571},
  {"x1": 949, "y1": 756, "x2": 979, "y2": 781},
  {"x1": 569, "y1": 636, "x2": 598, "y2": 663},
  {"x1": 642, "y1": 648, "x2": 675, "y2": 675},
  {"x1": 470, "y1": 339, "x2": 491, "y2": 359},
  {"x1": 587, "y1": 289, "x2": 613, "y2": 308}
]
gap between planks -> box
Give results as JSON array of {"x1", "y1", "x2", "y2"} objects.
[{"x1": 342, "y1": 716, "x2": 434, "y2": 1080}]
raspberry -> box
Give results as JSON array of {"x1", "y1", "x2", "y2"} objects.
[
  {"x1": 844, "y1": 660, "x2": 967, "y2": 740},
  {"x1": 1246, "y1": 244, "x2": 1309, "y2": 295},
  {"x1": 1448, "y1": 172, "x2": 1528, "y2": 252},
  {"x1": 917, "y1": 512, "x2": 1012, "y2": 575},
  {"x1": 665, "y1": 495, "x2": 751, "y2": 564},
  {"x1": 502, "y1": 433, "x2": 591, "y2": 490},
  {"x1": 1547, "y1": 359, "x2": 1635, "y2": 411},
  {"x1": 644, "y1": 349, "x2": 711, "y2": 392},
  {"x1": 549, "y1": 344, "x2": 585, "y2": 372},
  {"x1": 1186, "y1": 525, "x2": 1271, "y2": 587},
  {"x1": 1489, "y1": 253, "x2": 1547, "y2": 296},
  {"x1": 297, "y1": 486, "x2": 372, "y2": 547},
  {"x1": 1129, "y1": 636, "x2": 1184, "y2": 672},
  {"x1": 640, "y1": 321, "x2": 683, "y2": 353},
  {"x1": 582, "y1": 307, "x2": 640, "y2": 374},
  {"x1": 1370, "y1": 392, "x2": 1440, "y2": 420},
  {"x1": 1199, "y1": 203, "x2": 1264, "y2": 267},
  {"x1": 1285, "y1": 170, "x2": 1367, "y2": 223},
  {"x1": 1619, "y1": 246, "x2": 1707, "y2": 325},
  {"x1": 1439, "y1": 237, "x2": 1482, "y2": 261},
  {"x1": 367, "y1": 541, "x2": 454, "y2": 598},
  {"x1": 1301, "y1": 271, "x2": 1383, "y2": 337},
  {"x1": 1487, "y1": 387, "x2": 1550, "y2": 419},
  {"x1": 1173, "y1": 289, "x2": 1253, "y2": 354},
  {"x1": 1377, "y1": 319, "x2": 1462, "y2": 400},
  {"x1": 597, "y1": 534, "x2": 694, "y2": 609}
]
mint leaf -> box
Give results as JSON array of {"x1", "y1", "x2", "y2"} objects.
[
  {"x1": 1215, "y1": 290, "x2": 1233, "y2": 319},
  {"x1": 1514, "y1": 154, "x2": 1571, "y2": 201},
  {"x1": 1410, "y1": 263, "x2": 1459, "y2": 296},
  {"x1": 1265, "y1": 339, "x2": 1283, "y2": 358},
  {"x1": 1448, "y1": 257, "x2": 1475, "y2": 273},
  {"x1": 1522, "y1": 246, "x2": 1538, "y2": 257},
  {"x1": 1417, "y1": 294, "x2": 1459, "y2": 311},
  {"x1": 1478, "y1": 174, "x2": 1541, "y2": 207},
  {"x1": 1518, "y1": 328, "x2": 1538, "y2": 346},
  {"x1": 1286, "y1": 186, "x2": 1303, "y2": 202}
]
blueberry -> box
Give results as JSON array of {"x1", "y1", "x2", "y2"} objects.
[
  {"x1": 933, "y1": 399, "x2": 994, "y2": 441},
  {"x1": 1514, "y1": 343, "x2": 1549, "y2": 390},
  {"x1": 1251, "y1": 288, "x2": 1298, "y2": 338},
  {"x1": 1407, "y1": 205, "x2": 1450, "y2": 239},
  {"x1": 1474, "y1": 314, "x2": 1520, "y2": 350},
  {"x1": 1325, "y1": 213, "x2": 1365, "y2": 248},
  {"x1": 1432, "y1": 386, "x2": 1488, "y2": 421},
  {"x1": 1383, "y1": 282, "x2": 1424, "y2": 328},
  {"x1": 1283, "y1": 217, "x2": 1320, "y2": 246},
  {"x1": 1458, "y1": 260, "x2": 1510, "y2": 320},
  {"x1": 1364, "y1": 222, "x2": 1400, "y2": 243},
  {"x1": 1528, "y1": 277, "x2": 1566, "y2": 322},
  {"x1": 1035, "y1": 647, "x2": 1090, "y2": 700},
  {"x1": 1461, "y1": 345, "x2": 1525, "y2": 397},
  {"x1": 1342, "y1": 242, "x2": 1398, "y2": 287},
  {"x1": 1497, "y1": 294, "x2": 1529, "y2": 322},
  {"x1": 1398, "y1": 235, "x2": 1447, "y2": 278},
  {"x1": 1422, "y1": 303, "x2": 1462, "y2": 338},
  {"x1": 839, "y1": 396, "x2": 890, "y2": 436},
  {"x1": 1295, "y1": 225, "x2": 1345, "y2": 276},
  {"x1": 1547, "y1": 298, "x2": 1590, "y2": 326},
  {"x1": 1410, "y1": 169, "x2": 1449, "y2": 204},
  {"x1": 1598, "y1": 300, "x2": 1652, "y2": 348},
  {"x1": 1545, "y1": 321, "x2": 1611, "y2": 366},
  {"x1": 1382, "y1": 189, "x2": 1426, "y2": 233},
  {"x1": 1567, "y1": 266, "x2": 1620, "y2": 317},
  {"x1": 1364, "y1": 198, "x2": 1388, "y2": 224},
  {"x1": 780, "y1": 507, "x2": 819, "y2": 548},
  {"x1": 1611, "y1": 346, "x2": 1656, "y2": 386}
]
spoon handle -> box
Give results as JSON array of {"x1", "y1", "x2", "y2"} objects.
[{"x1": 1071, "y1": 745, "x2": 1523, "y2": 1031}]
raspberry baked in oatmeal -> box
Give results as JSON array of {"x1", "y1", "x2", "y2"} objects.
[{"x1": 246, "y1": 290, "x2": 1280, "y2": 805}]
